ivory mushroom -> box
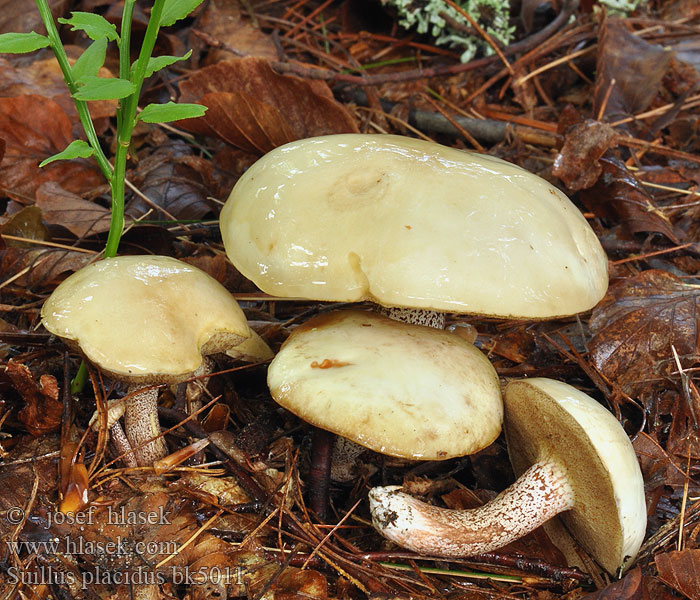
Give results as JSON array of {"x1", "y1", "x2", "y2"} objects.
[
  {"x1": 220, "y1": 133, "x2": 609, "y2": 515},
  {"x1": 267, "y1": 310, "x2": 503, "y2": 512},
  {"x1": 41, "y1": 255, "x2": 253, "y2": 466},
  {"x1": 369, "y1": 378, "x2": 646, "y2": 574},
  {"x1": 220, "y1": 133, "x2": 609, "y2": 325}
]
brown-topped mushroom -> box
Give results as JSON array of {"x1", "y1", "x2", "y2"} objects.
[
  {"x1": 369, "y1": 378, "x2": 646, "y2": 574},
  {"x1": 41, "y1": 255, "x2": 253, "y2": 466}
]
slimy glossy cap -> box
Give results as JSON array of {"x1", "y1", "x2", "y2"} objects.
[
  {"x1": 221, "y1": 134, "x2": 608, "y2": 318},
  {"x1": 41, "y1": 255, "x2": 251, "y2": 383},
  {"x1": 267, "y1": 310, "x2": 503, "y2": 459}
]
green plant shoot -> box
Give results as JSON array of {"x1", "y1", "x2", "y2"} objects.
[
  {"x1": 0, "y1": 0, "x2": 207, "y2": 259},
  {"x1": 0, "y1": 0, "x2": 208, "y2": 392}
]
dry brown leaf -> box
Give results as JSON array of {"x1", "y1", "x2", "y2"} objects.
[
  {"x1": 0, "y1": 54, "x2": 117, "y2": 137},
  {"x1": 552, "y1": 120, "x2": 616, "y2": 191},
  {"x1": 656, "y1": 550, "x2": 700, "y2": 600},
  {"x1": 589, "y1": 270, "x2": 700, "y2": 396},
  {"x1": 581, "y1": 567, "x2": 649, "y2": 599},
  {"x1": 127, "y1": 140, "x2": 219, "y2": 220},
  {"x1": 0, "y1": 246, "x2": 93, "y2": 290},
  {"x1": 580, "y1": 156, "x2": 679, "y2": 243},
  {"x1": 35, "y1": 182, "x2": 112, "y2": 238},
  {"x1": 0, "y1": 95, "x2": 103, "y2": 203},
  {"x1": 178, "y1": 57, "x2": 358, "y2": 153},
  {"x1": 6, "y1": 359, "x2": 61, "y2": 436},
  {"x1": 194, "y1": 0, "x2": 278, "y2": 64},
  {"x1": 0, "y1": 0, "x2": 67, "y2": 34},
  {"x1": 0, "y1": 205, "x2": 49, "y2": 245},
  {"x1": 594, "y1": 19, "x2": 674, "y2": 123}
]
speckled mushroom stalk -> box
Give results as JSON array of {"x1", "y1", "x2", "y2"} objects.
[
  {"x1": 124, "y1": 385, "x2": 169, "y2": 466},
  {"x1": 370, "y1": 459, "x2": 574, "y2": 557},
  {"x1": 369, "y1": 378, "x2": 648, "y2": 574}
]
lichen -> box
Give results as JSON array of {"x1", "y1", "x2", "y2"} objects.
[
  {"x1": 597, "y1": 0, "x2": 645, "y2": 16},
  {"x1": 382, "y1": 0, "x2": 515, "y2": 62}
]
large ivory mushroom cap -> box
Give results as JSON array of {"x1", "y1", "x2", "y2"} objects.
[
  {"x1": 41, "y1": 255, "x2": 251, "y2": 382},
  {"x1": 267, "y1": 310, "x2": 502, "y2": 460},
  {"x1": 221, "y1": 134, "x2": 608, "y2": 318},
  {"x1": 504, "y1": 378, "x2": 646, "y2": 574}
]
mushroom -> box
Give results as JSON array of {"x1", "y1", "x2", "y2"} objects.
[
  {"x1": 220, "y1": 134, "x2": 608, "y2": 325},
  {"x1": 267, "y1": 310, "x2": 503, "y2": 513},
  {"x1": 220, "y1": 134, "x2": 609, "y2": 515},
  {"x1": 369, "y1": 378, "x2": 646, "y2": 574},
  {"x1": 41, "y1": 255, "x2": 253, "y2": 466}
]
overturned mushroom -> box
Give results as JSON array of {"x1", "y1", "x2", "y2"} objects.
[
  {"x1": 41, "y1": 255, "x2": 252, "y2": 466},
  {"x1": 369, "y1": 378, "x2": 646, "y2": 574}
]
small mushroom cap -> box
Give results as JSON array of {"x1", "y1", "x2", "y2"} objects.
[
  {"x1": 41, "y1": 255, "x2": 251, "y2": 383},
  {"x1": 504, "y1": 378, "x2": 646, "y2": 573},
  {"x1": 268, "y1": 310, "x2": 502, "y2": 459},
  {"x1": 221, "y1": 134, "x2": 608, "y2": 318}
]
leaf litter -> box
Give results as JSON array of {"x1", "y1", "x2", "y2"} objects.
[{"x1": 2, "y1": 0, "x2": 700, "y2": 598}]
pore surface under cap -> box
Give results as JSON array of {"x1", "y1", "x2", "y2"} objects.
[
  {"x1": 221, "y1": 134, "x2": 608, "y2": 318},
  {"x1": 267, "y1": 310, "x2": 503, "y2": 459},
  {"x1": 41, "y1": 255, "x2": 250, "y2": 382},
  {"x1": 504, "y1": 378, "x2": 646, "y2": 573}
]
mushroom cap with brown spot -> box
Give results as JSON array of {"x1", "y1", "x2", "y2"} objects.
[
  {"x1": 504, "y1": 378, "x2": 646, "y2": 574},
  {"x1": 221, "y1": 134, "x2": 608, "y2": 318},
  {"x1": 267, "y1": 310, "x2": 503, "y2": 459},
  {"x1": 41, "y1": 255, "x2": 251, "y2": 384}
]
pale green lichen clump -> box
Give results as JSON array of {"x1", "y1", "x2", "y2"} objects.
[
  {"x1": 383, "y1": 0, "x2": 514, "y2": 62},
  {"x1": 597, "y1": 0, "x2": 645, "y2": 15}
]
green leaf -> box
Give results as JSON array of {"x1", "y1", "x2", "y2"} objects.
[
  {"x1": 144, "y1": 50, "x2": 192, "y2": 78},
  {"x1": 73, "y1": 76, "x2": 136, "y2": 101},
  {"x1": 72, "y1": 38, "x2": 108, "y2": 82},
  {"x1": 39, "y1": 140, "x2": 94, "y2": 167},
  {"x1": 57, "y1": 12, "x2": 118, "y2": 41},
  {"x1": 0, "y1": 32, "x2": 50, "y2": 54},
  {"x1": 160, "y1": 0, "x2": 205, "y2": 27},
  {"x1": 137, "y1": 102, "x2": 207, "y2": 124}
]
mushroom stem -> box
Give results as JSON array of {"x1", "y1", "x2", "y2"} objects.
[
  {"x1": 369, "y1": 459, "x2": 574, "y2": 557},
  {"x1": 380, "y1": 307, "x2": 445, "y2": 330},
  {"x1": 110, "y1": 421, "x2": 139, "y2": 468},
  {"x1": 124, "y1": 385, "x2": 168, "y2": 467},
  {"x1": 309, "y1": 428, "x2": 334, "y2": 519}
]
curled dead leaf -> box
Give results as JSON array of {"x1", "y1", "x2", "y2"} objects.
[
  {"x1": 553, "y1": 120, "x2": 616, "y2": 191},
  {"x1": 589, "y1": 270, "x2": 700, "y2": 396},
  {"x1": 35, "y1": 182, "x2": 113, "y2": 238},
  {"x1": 595, "y1": 19, "x2": 674, "y2": 124},
  {"x1": 581, "y1": 567, "x2": 649, "y2": 599},
  {"x1": 580, "y1": 156, "x2": 679, "y2": 243},
  {"x1": 0, "y1": 95, "x2": 102, "y2": 203},
  {"x1": 656, "y1": 550, "x2": 700, "y2": 600},
  {"x1": 0, "y1": 247, "x2": 93, "y2": 290},
  {"x1": 178, "y1": 57, "x2": 358, "y2": 153},
  {"x1": 7, "y1": 359, "x2": 61, "y2": 436}
]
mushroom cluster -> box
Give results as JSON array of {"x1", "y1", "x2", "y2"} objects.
[
  {"x1": 42, "y1": 255, "x2": 258, "y2": 467},
  {"x1": 218, "y1": 133, "x2": 644, "y2": 570}
]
